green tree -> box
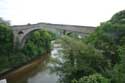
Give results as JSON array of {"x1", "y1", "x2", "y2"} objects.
[
  {"x1": 112, "y1": 46, "x2": 125, "y2": 83},
  {"x1": 53, "y1": 36, "x2": 110, "y2": 83},
  {"x1": 85, "y1": 10, "x2": 125, "y2": 83},
  {"x1": 72, "y1": 73, "x2": 110, "y2": 83},
  {"x1": 23, "y1": 30, "x2": 55, "y2": 60},
  {"x1": 110, "y1": 10, "x2": 125, "y2": 24},
  {"x1": 0, "y1": 22, "x2": 13, "y2": 55},
  {"x1": 0, "y1": 19, "x2": 13, "y2": 71},
  {"x1": 85, "y1": 10, "x2": 125, "y2": 65}
]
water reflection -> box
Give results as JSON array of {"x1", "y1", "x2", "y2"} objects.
[
  {"x1": 27, "y1": 46, "x2": 60, "y2": 83},
  {"x1": 7, "y1": 42, "x2": 61, "y2": 83}
]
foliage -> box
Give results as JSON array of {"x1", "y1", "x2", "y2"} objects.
[
  {"x1": 0, "y1": 10, "x2": 125, "y2": 83},
  {"x1": 0, "y1": 22, "x2": 13, "y2": 55},
  {"x1": 84, "y1": 10, "x2": 125, "y2": 83},
  {"x1": 53, "y1": 36, "x2": 110, "y2": 83},
  {"x1": 66, "y1": 32, "x2": 81, "y2": 39},
  {"x1": 0, "y1": 18, "x2": 10, "y2": 25},
  {"x1": 23, "y1": 30, "x2": 55, "y2": 60},
  {"x1": 112, "y1": 46, "x2": 125, "y2": 83},
  {"x1": 110, "y1": 10, "x2": 125, "y2": 24},
  {"x1": 72, "y1": 73, "x2": 110, "y2": 83},
  {"x1": 0, "y1": 19, "x2": 56, "y2": 72},
  {"x1": 0, "y1": 20, "x2": 13, "y2": 71},
  {"x1": 85, "y1": 21, "x2": 125, "y2": 65},
  {"x1": 52, "y1": 10, "x2": 125, "y2": 83}
]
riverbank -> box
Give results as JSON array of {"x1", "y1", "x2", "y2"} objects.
[{"x1": 0, "y1": 53, "x2": 49, "y2": 83}]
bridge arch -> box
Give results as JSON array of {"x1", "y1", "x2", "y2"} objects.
[
  {"x1": 21, "y1": 29, "x2": 42, "y2": 47},
  {"x1": 17, "y1": 27, "x2": 62, "y2": 47},
  {"x1": 22, "y1": 29, "x2": 59, "y2": 48}
]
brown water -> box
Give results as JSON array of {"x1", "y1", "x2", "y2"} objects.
[{"x1": 7, "y1": 45, "x2": 60, "y2": 83}]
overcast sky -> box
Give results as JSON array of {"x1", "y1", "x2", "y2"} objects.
[{"x1": 0, "y1": 0, "x2": 125, "y2": 26}]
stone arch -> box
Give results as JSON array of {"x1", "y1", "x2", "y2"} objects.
[
  {"x1": 18, "y1": 27, "x2": 44, "y2": 44},
  {"x1": 21, "y1": 29, "x2": 41, "y2": 47},
  {"x1": 20, "y1": 28, "x2": 57, "y2": 48}
]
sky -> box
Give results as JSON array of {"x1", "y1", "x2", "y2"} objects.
[{"x1": 0, "y1": 0, "x2": 125, "y2": 26}]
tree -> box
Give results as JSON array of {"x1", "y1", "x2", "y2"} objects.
[
  {"x1": 72, "y1": 73, "x2": 110, "y2": 83},
  {"x1": 110, "y1": 10, "x2": 125, "y2": 24},
  {"x1": 112, "y1": 46, "x2": 125, "y2": 83},
  {"x1": 23, "y1": 30, "x2": 56, "y2": 60},
  {"x1": 0, "y1": 18, "x2": 10, "y2": 25},
  {"x1": 0, "y1": 19, "x2": 13, "y2": 71},
  {"x1": 85, "y1": 10, "x2": 125, "y2": 65},
  {"x1": 52, "y1": 36, "x2": 110, "y2": 83},
  {"x1": 0, "y1": 20, "x2": 13, "y2": 55},
  {"x1": 84, "y1": 10, "x2": 125, "y2": 83}
]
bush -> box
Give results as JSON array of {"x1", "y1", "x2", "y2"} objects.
[{"x1": 72, "y1": 73, "x2": 110, "y2": 83}]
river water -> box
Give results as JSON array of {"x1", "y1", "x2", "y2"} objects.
[
  {"x1": 27, "y1": 45, "x2": 60, "y2": 83},
  {"x1": 7, "y1": 43, "x2": 61, "y2": 83}
]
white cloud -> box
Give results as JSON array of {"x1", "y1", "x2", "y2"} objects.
[{"x1": 0, "y1": 0, "x2": 125, "y2": 26}]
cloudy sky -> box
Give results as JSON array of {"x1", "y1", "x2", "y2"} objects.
[{"x1": 0, "y1": 0, "x2": 125, "y2": 26}]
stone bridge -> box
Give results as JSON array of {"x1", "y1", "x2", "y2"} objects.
[{"x1": 12, "y1": 22, "x2": 96, "y2": 46}]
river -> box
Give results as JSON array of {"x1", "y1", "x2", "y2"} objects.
[{"x1": 7, "y1": 43, "x2": 61, "y2": 83}]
